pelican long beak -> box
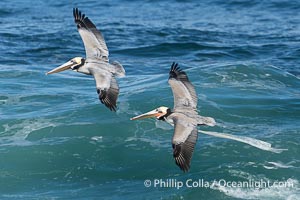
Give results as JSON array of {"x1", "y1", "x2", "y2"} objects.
[
  {"x1": 46, "y1": 61, "x2": 74, "y2": 75},
  {"x1": 130, "y1": 109, "x2": 161, "y2": 120}
]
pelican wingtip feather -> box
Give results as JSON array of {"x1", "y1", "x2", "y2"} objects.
[{"x1": 169, "y1": 62, "x2": 188, "y2": 81}]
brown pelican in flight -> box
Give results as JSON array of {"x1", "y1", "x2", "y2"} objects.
[
  {"x1": 131, "y1": 63, "x2": 216, "y2": 172},
  {"x1": 46, "y1": 8, "x2": 125, "y2": 111}
]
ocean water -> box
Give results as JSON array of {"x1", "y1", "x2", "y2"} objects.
[{"x1": 0, "y1": 0, "x2": 300, "y2": 199}]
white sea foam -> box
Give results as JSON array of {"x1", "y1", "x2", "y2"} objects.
[
  {"x1": 0, "y1": 118, "x2": 56, "y2": 147},
  {"x1": 91, "y1": 136, "x2": 103, "y2": 141},
  {"x1": 125, "y1": 123, "x2": 169, "y2": 149},
  {"x1": 212, "y1": 64, "x2": 295, "y2": 95},
  {"x1": 263, "y1": 161, "x2": 295, "y2": 169},
  {"x1": 211, "y1": 179, "x2": 300, "y2": 200},
  {"x1": 0, "y1": 95, "x2": 22, "y2": 105},
  {"x1": 140, "y1": 116, "x2": 287, "y2": 153},
  {"x1": 125, "y1": 135, "x2": 169, "y2": 149},
  {"x1": 198, "y1": 130, "x2": 287, "y2": 153},
  {"x1": 198, "y1": 93, "x2": 222, "y2": 111},
  {"x1": 120, "y1": 74, "x2": 166, "y2": 95},
  {"x1": 211, "y1": 169, "x2": 300, "y2": 200}
]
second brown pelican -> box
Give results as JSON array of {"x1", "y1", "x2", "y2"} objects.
[
  {"x1": 131, "y1": 63, "x2": 216, "y2": 172},
  {"x1": 46, "y1": 8, "x2": 125, "y2": 111}
]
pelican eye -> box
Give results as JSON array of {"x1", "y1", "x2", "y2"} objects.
[{"x1": 156, "y1": 109, "x2": 162, "y2": 113}]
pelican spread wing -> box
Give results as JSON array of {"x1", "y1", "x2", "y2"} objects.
[
  {"x1": 168, "y1": 63, "x2": 197, "y2": 112},
  {"x1": 73, "y1": 8, "x2": 109, "y2": 62},
  {"x1": 168, "y1": 63, "x2": 199, "y2": 171},
  {"x1": 91, "y1": 68, "x2": 119, "y2": 111},
  {"x1": 171, "y1": 115, "x2": 198, "y2": 172}
]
